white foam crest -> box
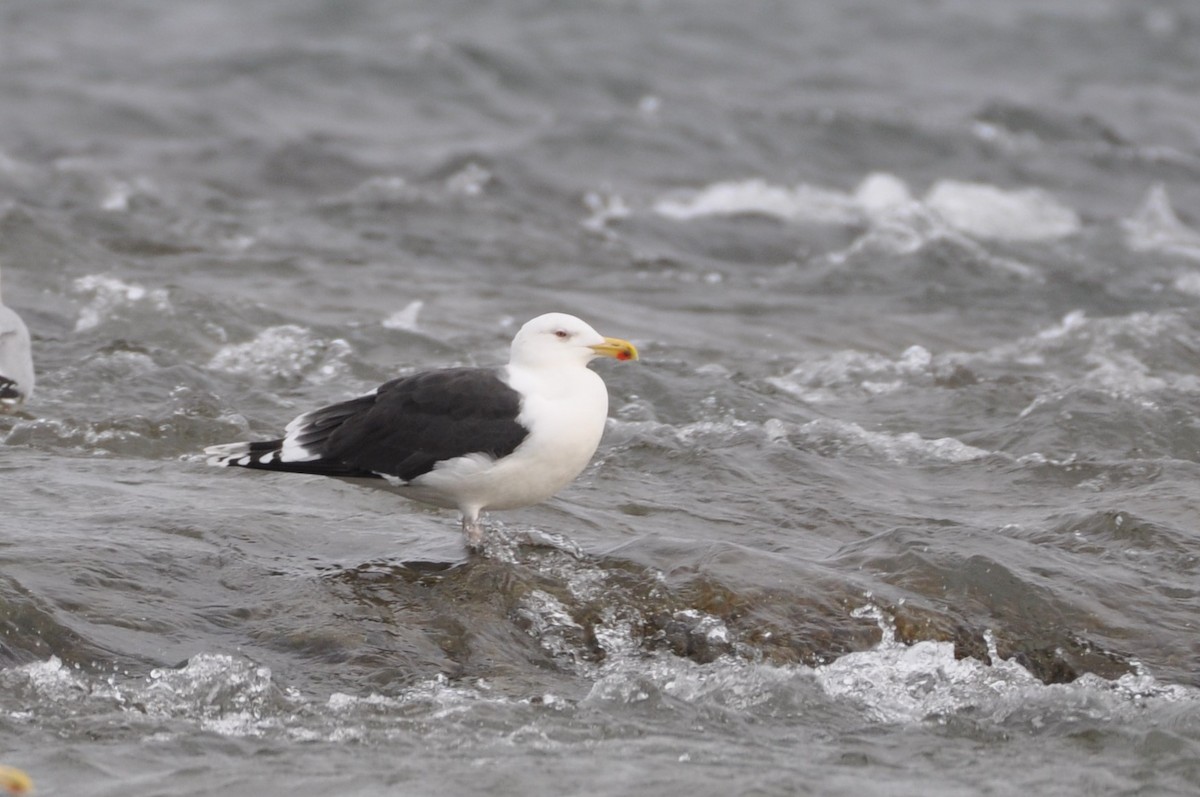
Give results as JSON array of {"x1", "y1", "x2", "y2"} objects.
[
  {"x1": 1173, "y1": 273, "x2": 1200, "y2": 297},
  {"x1": 1122, "y1": 183, "x2": 1200, "y2": 261},
  {"x1": 90, "y1": 349, "x2": 158, "y2": 373},
  {"x1": 772, "y1": 309, "x2": 1200, "y2": 411},
  {"x1": 827, "y1": 195, "x2": 1045, "y2": 280},
  {"x1": 4, "y1": 634, "x2": 1194, "y2": 744},
  {"x1": 506, "y1": 539, "x2": 655, "y2": 669},
  {"x1": 968, "y1": 310, "x2": 1200, "y2": 407},
  {"x1": 970, "y1": 121, "x2": 1042, "y2": 154},
  {"x1": 516, "y1": 589, "x2": 589, "y2": 666},
  {"x1": 582, "y1": 606, "x2": 789, "y2": 715},
  {"x1": 614, "y1": 408, "x2": 992, "y2": 468},
  {"x1": 652, "y1": 172, "x2": 1078, "y2": 244},
  {"x1": 444, "y1": 161, "x2": 491, "y2": 196},
  {"x1": 382, "y1": 299, "x2": 424, "y2": 331},
  {"x1": 792, "y1": 418, "x2": 992, "y2": 465},
  {"x1": 581, "y1": 188, "x2": 632, "y2": 231},
  {"x1": 0, "y1": 653, "x2": 508, "y2": 743},
  {"x1": 672, "y1": 416, "x2": 760, "y2": 446},
  {"x1": 142, "y1": 653, "x2": 280, "y2": 736},
  {"x1": 585, "y1": 619, "x2": 1198, "y2": 730},
  {"x1": 343, "y1": 175, "x2": 414, "y2": 203},
  {"x1": 669, "y1": 609, "x2": 732, "y2": 651},
  {"x1": 99, "y1": 176, "x2": 156, "y2": 212},
  {"x1": 768, "y1": 344, "x2": 936, "y2": 403},
  {"x1": 923, "y1": 180, "x2": 1080, "y2": 242},
  {"x1": 584, "y1": 651, "x2": 801, "y2": 716},
  {"x1": 208, "y1": 324, "x2": 353, "y2": 384},
  {"x1": 814, "y1": 605, "x2": 1038, "y2": 724},
  {"x1": 322, "y1": 672, "x2": 501, "y2": 719},
  {"x1": 605, "y1": 414, "x2": 766, "y2": 451},
  {"x1": 852, "y1": 172, "x2": 915, "y2": 215},
  {"x1": 1, "y1": 656, "x2": 94, "y2": 700},
  {"x1": 815, "y1": 604, "x2": 1198, "y2": 727},
  {"x1": 3, "y1": 416, "x2": 152, "y2": 451},
  {"x1": 970, "y1": 308, "x2": 1178, "y2": 370},
  {"x1": 310, "y1": 674, "x2": 547, "y2": 747},
  {"x1": 653, "y1": 178, "x2": 865, "y2": 225},
  {"x1": 72, "y1": 274, "x2": 173, "y2": 333}
]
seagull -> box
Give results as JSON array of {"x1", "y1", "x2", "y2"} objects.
[
  {"x1": 205, "y1": 313, "x2": 638, "y2": 547},
  {"x1": 0, "y1": 268, "x2": 34, "y2": 414}
]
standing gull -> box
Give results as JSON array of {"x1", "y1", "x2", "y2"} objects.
[
  {"x1": 205, "y1": 313, "x2": 638, "y2": 547},
  {"x1": 0, "y1": 268, "x2": 34, "y2": 414}
]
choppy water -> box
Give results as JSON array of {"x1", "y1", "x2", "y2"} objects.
[{"x1": 3, "y1": 0, "x2": 1200, "y2": 794}]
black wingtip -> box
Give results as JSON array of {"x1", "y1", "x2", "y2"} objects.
[
  {"x1": 0, "y1": 377, "x2": 20, "y2": 401},
  {"x1": 206, "y1": 438, "x2": 380, "y2": 479}
]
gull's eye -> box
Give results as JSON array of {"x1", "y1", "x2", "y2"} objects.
[{"x1": 554, "y1": 329, "x2": 570, "y2": 339}]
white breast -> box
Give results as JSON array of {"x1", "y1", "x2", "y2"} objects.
[{"x1": 404, "y1": 362, "x2": 610, "y2": 515}]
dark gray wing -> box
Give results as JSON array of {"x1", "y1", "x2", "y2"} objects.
[{"x1": 212, "y1": 367, "x2": 530, "y2": 482}]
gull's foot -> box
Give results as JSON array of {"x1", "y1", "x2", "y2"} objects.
[{"x1": 462, "y1": 516, "x2": 486, "y2": 551}]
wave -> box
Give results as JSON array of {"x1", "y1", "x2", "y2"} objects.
[
  {"x1": 653, "y1": 172, "x2": 1080, "y2": 243},
  {"x1": 770, "y1": 309, "x2": 1200, "y2": 408},
  {"x1": 208, "y1": 324, "x2": 354, "y2": 385},
  {"x1": 73, "y1": 275, "x2": 173, "y2": 334},
  {"x1": 4, "y1": 602, "x2": 1193, "y2": 746}
]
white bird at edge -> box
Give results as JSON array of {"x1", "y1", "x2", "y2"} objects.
[
  {"x1": 205, "y1": 313, "x2": 639, "y2": 548},
  {"x1": 0, "y1": 266, "x2": 34, "y2": 414}
]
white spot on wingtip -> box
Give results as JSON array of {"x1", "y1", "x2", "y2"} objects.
[{"x1": 281, "y1": 439, "x2": 316, "y2": 462}]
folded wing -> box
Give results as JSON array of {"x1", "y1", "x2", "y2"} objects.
[{"x1": 206, "y1": 367, "x2": 530, "y2": 482}]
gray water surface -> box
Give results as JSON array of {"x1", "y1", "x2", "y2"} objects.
[{"x1": 2, "y1": 1, "x2": 1200, "y2": 795}]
